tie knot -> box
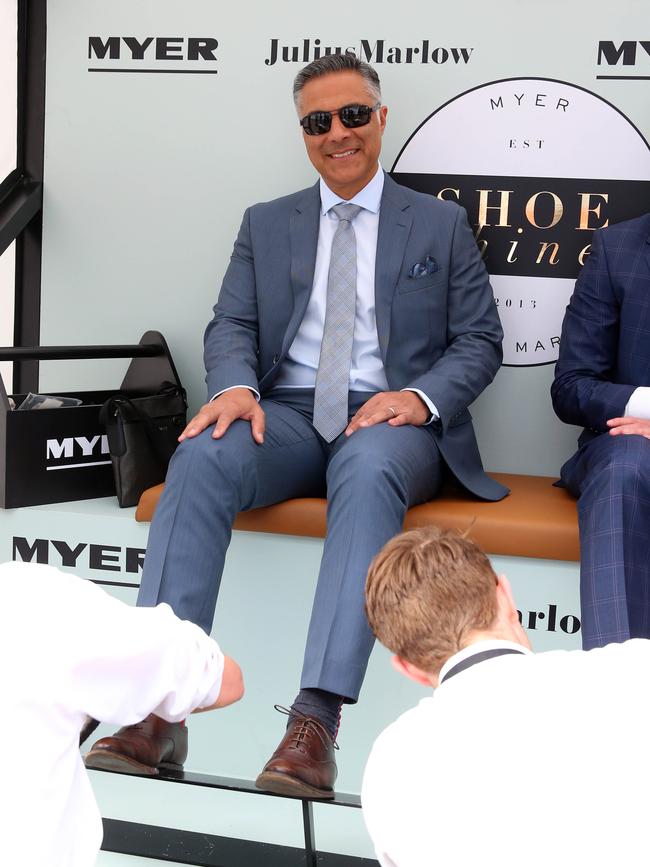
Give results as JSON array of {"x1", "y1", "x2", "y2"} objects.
[{"x1": 331, "y1": 203, "x2": 363, "y2": 224}]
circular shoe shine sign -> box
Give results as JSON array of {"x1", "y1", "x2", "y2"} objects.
[{"x1": 392, "y1": 78, "x2": 650, "y2": 366}]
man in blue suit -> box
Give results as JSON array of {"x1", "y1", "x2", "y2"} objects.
[
  {"x1": 552, "y1": 213, "x2": 650, "y2": 650},
  {"x1": 88, "y1": 53, "x2": 505, "y2": 796}
]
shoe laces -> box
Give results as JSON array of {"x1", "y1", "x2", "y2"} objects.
[{"x1": 274, "y1": 704, "x2": 340, "y2": 751}]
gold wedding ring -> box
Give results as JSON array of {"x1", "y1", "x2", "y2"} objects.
[{"x1": 388, "y1": 406, "x2": 397, "y2": 417}]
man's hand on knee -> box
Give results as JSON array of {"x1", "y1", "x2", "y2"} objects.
[
  {"x1": 607, "y1": 417, "x2": 650, "y2": 440},
  {"x1": 345, "y1": 391, "x2": 429, "y2": 436},
  {"x1": 179, "y1": 388, "x2": 265, "y2": 444}
]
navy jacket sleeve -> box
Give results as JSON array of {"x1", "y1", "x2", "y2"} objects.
[{"x1": 551, "y1": 228, "x2": 636, "y2": 431}]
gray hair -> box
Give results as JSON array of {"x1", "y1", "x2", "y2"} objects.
[{"x1": 293, "y1": 53, "x2": 382, "y2": 112}]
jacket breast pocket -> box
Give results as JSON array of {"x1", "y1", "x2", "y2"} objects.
[{"x1": 397, "y1": 272, "x2": 447, "y2": 295}]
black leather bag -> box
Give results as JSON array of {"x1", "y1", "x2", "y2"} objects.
[{"x1": 99, "y1": 383, "x2": 187, "y2": 507}]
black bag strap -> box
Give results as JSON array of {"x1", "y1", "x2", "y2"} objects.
[{"x1": 99, "y1": 396, "x2": 129, "y2": 457}]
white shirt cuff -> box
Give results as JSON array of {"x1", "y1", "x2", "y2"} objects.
[
  {"x1": 211, "y1": 386, "x2": 261, "y2": 402},
  {"x1": 624, "y1": 387, "x2": 650, "y2": 420},
  {"x1": 401, "y1": 388, "x2": 439, "y2": 424}
]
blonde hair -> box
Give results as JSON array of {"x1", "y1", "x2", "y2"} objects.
[{"x1": 365, "y1": 527, "x2": 498, "y2": 673}]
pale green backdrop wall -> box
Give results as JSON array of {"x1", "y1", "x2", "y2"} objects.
[{"x1": 37, "y1": 0, "x2": 650, "y2": 477}]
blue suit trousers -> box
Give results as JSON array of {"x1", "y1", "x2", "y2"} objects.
[
  {"x1": 138, "y1": 389, "x2": 442, "y2": 701},
  {"x1": 561, "y1": 433, "x2": 650, "y2": 648}
]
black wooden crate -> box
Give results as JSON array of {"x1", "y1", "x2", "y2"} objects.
[{"x1": 0, "y1": 331, "x2": 182, "y2": 508}]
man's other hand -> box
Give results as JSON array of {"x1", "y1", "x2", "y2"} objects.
[
  {"x1": 607, "y1": 417, "x2": 650, "y2": 440},
  {"x1": 345, "y1": 391, "x2": 429, "y2": 436},
  {"x1": 179, "y1": 388, "x2": 265, "y2": 444}
]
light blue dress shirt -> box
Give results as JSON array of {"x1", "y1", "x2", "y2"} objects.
[
  {"x1": 217, "y1": 164, "x2": 437, "y2": 420},
  {"x1": 273, "y1": 165, "x2": 389, "y2": 393}
]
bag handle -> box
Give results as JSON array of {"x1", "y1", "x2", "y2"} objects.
[
  {"x1": 0, "y1": 330, "x2": 182, "y2": 413},
  {"x1": 0, "y1": 343, "x2": 164, "y2": 362}
]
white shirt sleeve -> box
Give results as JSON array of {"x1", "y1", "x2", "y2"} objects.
[
  {"x1": 47, "y1": 574, "x2": 225, "y2": 725},
  {"x1": 211, "y1": 385, "x2": 261, "y2": 402},
  {"x1": 624, "y1": 387, "x2": 650, "y2": 419},
  {"x1": 0, "y1": 563, "x2": 226, "y2": 867},
  {"x1": 401, "y1": 388, "x2": 439, "y2": 423}
]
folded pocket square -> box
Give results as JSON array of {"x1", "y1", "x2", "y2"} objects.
[{"x1": 408, "y1": 256, "x2": 438, "y2": 278}]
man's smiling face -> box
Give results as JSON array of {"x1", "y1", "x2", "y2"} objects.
[{"x1": 297, "y1": 70, "x2": 387, "y2": 200}]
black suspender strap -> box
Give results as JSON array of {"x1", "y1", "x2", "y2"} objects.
[{"x1": 440, "y1": 648, "x2": 525, "y2": 684}]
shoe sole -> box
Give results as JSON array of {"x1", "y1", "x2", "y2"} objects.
[
  {"x1": 255, "y1": 770, "x2": 335, "y2": 800},
  {"x1": 84, "y1": 749, "x2": 183, "y2": 777}
]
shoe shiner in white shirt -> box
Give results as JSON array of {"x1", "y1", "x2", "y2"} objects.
[
  {"x1": 0, "y1": 561, "x2": 243, "y2": 867},
  {"x1": 362, "y1": 527, "x2": 650, "y2": 867}
]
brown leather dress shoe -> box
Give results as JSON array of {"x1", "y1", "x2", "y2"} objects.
[
  {"x1": 255, "y1": 712, "x2": 337, "y2": 799},
  {"x1": 84, "y1": 714, "x2": 187, "y2": 776}
]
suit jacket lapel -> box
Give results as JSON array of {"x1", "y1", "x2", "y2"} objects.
[
  {"x1": 284, "y1": 182, "x2": 321, "y2": 355},
  {"x1": 375, "y1": 174, "x2": 413, "y2": 360}
]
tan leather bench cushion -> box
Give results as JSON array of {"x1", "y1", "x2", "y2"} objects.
[{"x1": 135, "y1": 473, "x2": 579, "y2": 562}]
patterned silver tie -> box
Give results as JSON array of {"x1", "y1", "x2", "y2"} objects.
[{"x1": 313, "y1": 203, "x2": 363, "y2": 442}]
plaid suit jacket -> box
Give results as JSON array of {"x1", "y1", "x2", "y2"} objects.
[{"x1": 552, "y1": 212, "x2": 650, "y2": 461}]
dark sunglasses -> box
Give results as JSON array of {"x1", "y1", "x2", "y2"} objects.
[{"x1": 299, "y1": 102, "x2": 381, "y2": 136}]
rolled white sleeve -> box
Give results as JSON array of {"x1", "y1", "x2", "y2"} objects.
[{"x1": 63, "y1": 583, "x2": 225, "y2": 725}]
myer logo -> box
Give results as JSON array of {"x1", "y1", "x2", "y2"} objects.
[
  {"x1": 88, "y1": 36, "x2": 219, "y2": 74},
  {"x1": 264, "y1": 38, "x2": 473, "y2": 66},
  {"x1": 596, "y1": 41, "x2": 650, "y2": 80},
  {"x1": 13, "y1": 536, "x2": 144, "y2": 583},
  {"x1": 392, "y1": 78, "x2": 650, "y2": 365},
  {"x1": 46, "y1": 434, "x2": 110, "y2": 471}
]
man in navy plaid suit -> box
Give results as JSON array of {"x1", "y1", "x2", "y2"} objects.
[{"x1": 552, "y1": 213, "x2": 650, "y2": 649}]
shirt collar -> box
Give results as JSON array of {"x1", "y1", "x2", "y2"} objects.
[
  {"x1": 438, "y1": 639, "x2": 532, "y2": 685},
  {"x1": 319, "y1": 164, "x2": 384, "y2": 216}
]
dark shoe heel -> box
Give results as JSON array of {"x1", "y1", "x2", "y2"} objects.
[{"x1": 158, "y1": 760, "x2": 184, "y2": 772}]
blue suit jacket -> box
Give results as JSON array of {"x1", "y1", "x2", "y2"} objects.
[
  {"x1": 204, "y1": 173, "x2": 507, "y2": 501},
  {"x1": 552, "y1": 213, "x2": 650, "y2": 477}
]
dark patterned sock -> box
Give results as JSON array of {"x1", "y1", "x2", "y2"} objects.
[{"x1": 290, "y1": 688, "x2": 343, "y2": 739}]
